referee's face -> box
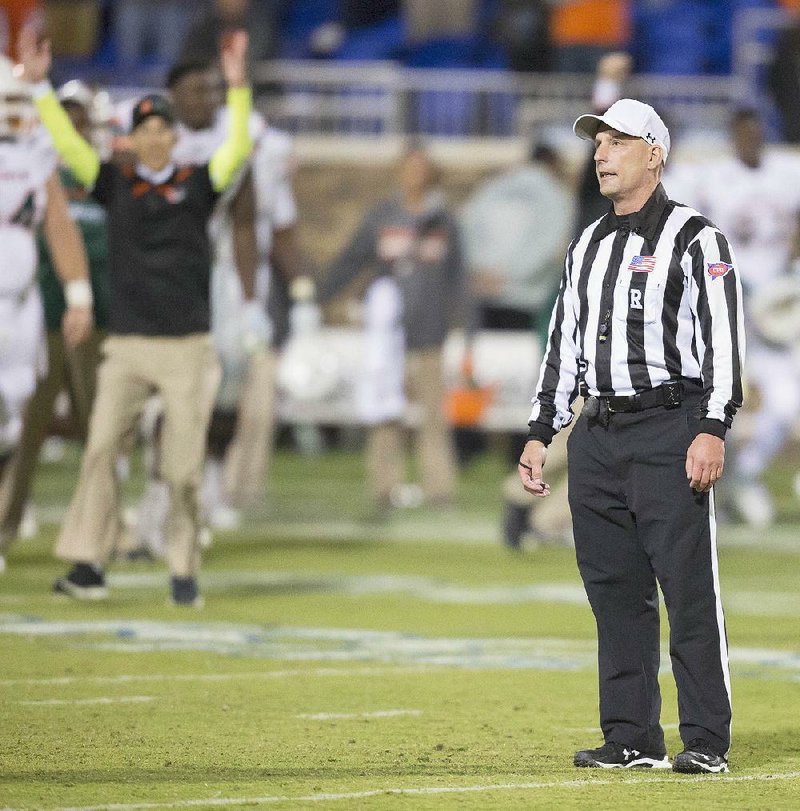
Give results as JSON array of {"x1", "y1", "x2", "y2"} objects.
[{"x1": 593, "y1": 126, "x2": 660, "y2": 213}]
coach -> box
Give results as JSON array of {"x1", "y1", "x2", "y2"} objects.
[
  {"x1": 519, "y1": 99, "x2": 744, "y2": 774},
  {"x1": 18, "y1": 27, "x2": 254, "y2": 607}
]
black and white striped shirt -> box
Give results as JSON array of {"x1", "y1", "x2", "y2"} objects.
[{"x1": 529, "y1": 183, "x2": 745, "y2": 444}]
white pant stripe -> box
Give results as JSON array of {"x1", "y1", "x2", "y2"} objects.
[{"x1": 709, "y1": 488, "x2": 733, "y2": 753}]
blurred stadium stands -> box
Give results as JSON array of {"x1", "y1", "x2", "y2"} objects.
[
  {"x1": 22, "y1": 1, "x2": 792, "y2": 143},
  {"x1": 5, "y1": 0, "x2": 800, "y2": 441}
]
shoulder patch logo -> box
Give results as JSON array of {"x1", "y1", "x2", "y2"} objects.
[{"x1": 707, "y1": 262, "x2": 733, "y2": 280}]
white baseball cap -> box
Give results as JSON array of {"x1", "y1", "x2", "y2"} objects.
[{"x1": 573, "y1": 98, "x2": 671, "y2": 163}]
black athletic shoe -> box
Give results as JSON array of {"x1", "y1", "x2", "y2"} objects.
[
  {"x1": 502, "y1": 502, "x2": 530, "y2": 550},
  {"x1": 53, "y1": 563, "x2": 108, "y2": 600},
  {"x1": 170, "y1": 576, "x2": 204, "y2": 608},
  {"x1": 672, "y1": 738, "x2": 729, "y2": 774},
  {"x1": 574, "y1": 741, "x2": 671, "y2": 769}
]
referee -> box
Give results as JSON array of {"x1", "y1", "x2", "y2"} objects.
[{"x1": 519, "y1": 99, "x2": 744, "y2": 773}]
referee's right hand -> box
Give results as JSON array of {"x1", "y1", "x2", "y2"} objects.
[{"x1": 518, "y1": 440, "x2": 551, "y2": 498}]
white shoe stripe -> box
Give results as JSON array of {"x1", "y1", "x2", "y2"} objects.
[
  {"x1": 629, "y1": 756, "x2": 671, "y2": 769},
  {"x1": 687, "y1": 756, "x2": 729, "y2": 773}
]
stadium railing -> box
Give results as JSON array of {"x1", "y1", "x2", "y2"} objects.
[{"x1": 247, "y1": 60, "x2": 748, "y2": 139}]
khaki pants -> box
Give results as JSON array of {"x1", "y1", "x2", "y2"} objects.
[
  {"x1": 0, "y1": 329, "x2": 104, "y2": 551},
  {"x1": 367, "y1": 347, "x2": 457, "y2": 505},
  {"x1": 223, "y1": 348, "x2": 278, "y2": 507},
  {"x1": 56, "y1": 334, "x2": 220, "y2": 577}
]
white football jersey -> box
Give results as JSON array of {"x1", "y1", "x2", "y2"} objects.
[
  {"x1": 666, "y1": 151, "x2": 800, "y2": 293},
  {"x1": 175, "y1": 110, "x2": 298, "y2": 407},
  {"x1": 174, "y1": 110, "x2": 297, "y2": 270},
  {"x1": 251, "y1": 126, "x2": 297, "y2": 260},
  {"x1": 0, "y1": 129, "x2": 57, "y2": 295}
]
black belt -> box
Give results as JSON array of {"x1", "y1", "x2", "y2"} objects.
[
  {"x1": 584, "y1": 380, "x2": 685, "y2": 421},
  {"x1": 605, "y1": 380, "x2": 683, "y2": 413}
]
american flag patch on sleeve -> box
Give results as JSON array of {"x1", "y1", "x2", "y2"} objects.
[{"x1": 628, "y1": 255, "x2": 657, "y2": 272}]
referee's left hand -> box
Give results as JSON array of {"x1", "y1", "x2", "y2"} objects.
[{"x1": 686, "y1": 433, "x2": 725, "y2": 493}]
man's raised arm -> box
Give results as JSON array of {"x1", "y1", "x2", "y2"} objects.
[
  {"x1": 209, "y1": 31, "x2": 254, "y2": 192},
  {"x1": 18, "y1": 27, "x2": 100, "y2": 189}
]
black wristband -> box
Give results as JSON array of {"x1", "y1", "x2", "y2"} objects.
[
  {"x1": 697, "y1": 418, "x2": 727, "y2": 440},
  {"x1": 526, "y1": 421, "x2": 556, "y2": 447}
]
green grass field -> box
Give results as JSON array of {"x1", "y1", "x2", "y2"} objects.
[{"x1": 1, "y1": 444, "x2": 799, "y2": 810}]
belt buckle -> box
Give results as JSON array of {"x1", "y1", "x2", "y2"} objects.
[{"x1": 607, "y1": 394, "x2": 637, "y2": 414}]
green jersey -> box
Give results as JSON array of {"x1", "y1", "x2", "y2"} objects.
[{"x1": 38, "y1": 167, "x2": 109, "y2": 330}]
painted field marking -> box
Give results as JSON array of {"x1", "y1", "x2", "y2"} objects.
[
  {"x1": 27, "y1": 770, "x2": 800, "y2": 811},
  {"x1": 0, "y1": 617, "x2": 599, "y2": 671},
  {"x1": 297, "y1": 709, "x2": 422, "y2": 721},
  {"x1": 0, "y1": 666, "x2": 431, "y2": 689},
  {"x1": 19, "y1": 696, "x2": 155, "y2": 707},
  {"x1": 0, "y1": 617, "x2": 798, "y2": 679},
  {"x1": 1, "y1": 617, "x2": 798, "y2": 677}
]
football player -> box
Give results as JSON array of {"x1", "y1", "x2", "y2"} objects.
[{"x1": 0, "y1": 55, "x2": 92, "y2": 573}]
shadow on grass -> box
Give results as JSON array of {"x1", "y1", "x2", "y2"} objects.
[
  {"x1": 5, "y1": 741, "x2": 798, "y2": 787},
  {"x1": 0, "y1": 762, "x2": 515, "y2": 785}
]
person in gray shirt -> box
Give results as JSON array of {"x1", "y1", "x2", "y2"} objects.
[{"x1": 319, "y1": 144, "x2": 466, "y2": 516}]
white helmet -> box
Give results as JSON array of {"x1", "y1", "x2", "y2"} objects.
[
  {"x1": 0, "y1": 55, "x2": 36, "y2": 139},
  {"x1": 56, "y1": 78, "x2": 95, "y2": 110},
  {"x1": 57, "y1": 79, "x2": 116, "y2": 157}
]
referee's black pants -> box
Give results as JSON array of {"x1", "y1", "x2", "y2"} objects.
[{"x1": 567, "y1": 385, "x2": 732, "y2": 756}]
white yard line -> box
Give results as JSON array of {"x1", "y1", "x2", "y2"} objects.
[
  {"x1": 19, "y1": 696, "x2": 155, "y2": 706},
  {"x1": 18, "y1": 770, "x2": 800, "y2": 811},
  {"x1": 0, "y1": 666, "x2": 432, "y2": 688},
  {"x1": 297, "y1": 709, "x2": 422, "y2": 720}
]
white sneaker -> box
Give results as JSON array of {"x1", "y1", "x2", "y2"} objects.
[{"x1": 734, "y1": 482, "x2": 775, "y2": 528}]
